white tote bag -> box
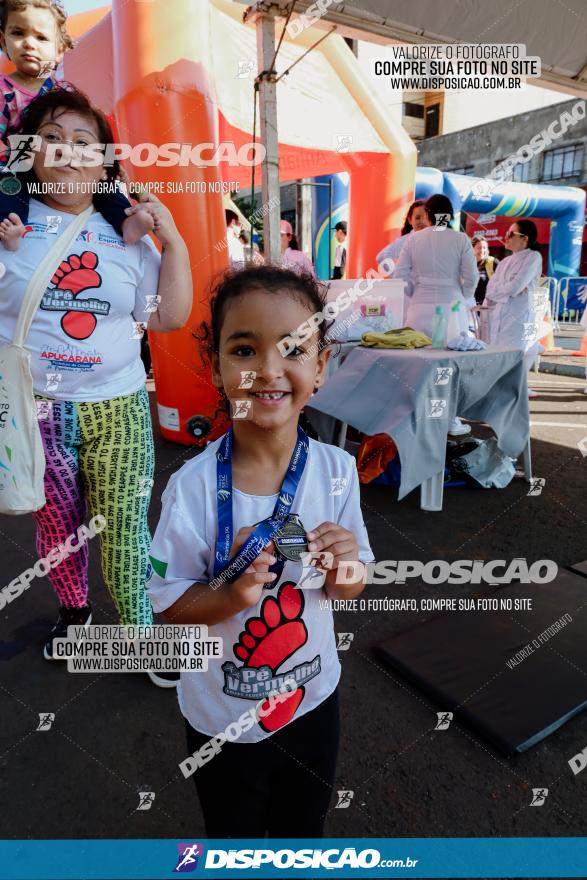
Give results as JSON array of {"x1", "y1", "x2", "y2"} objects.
[{"x1": 0, "y1": 207, "x2": 93, "y2": 515}]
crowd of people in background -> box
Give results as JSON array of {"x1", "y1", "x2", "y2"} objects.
[
  {"x1": 225, "y1": 204, "x2": 354, "y2": 282},
  {"x1": 375, "y1": 193, "x2": 544, "y2": 399},
  {"x1": 225, "y1": 191, "x2": 545, "y2": 403},
  {"x1": 226, "y1": 209, "x2": 318, "y2": 276}
]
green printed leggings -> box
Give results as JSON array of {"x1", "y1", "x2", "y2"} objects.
[{"x1": 33, "y1": 387, "x2": 155, "y2": 624}]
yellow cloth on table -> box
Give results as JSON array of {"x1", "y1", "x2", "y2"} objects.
[{"x1": 361, "y1": 327, "x2": 432, "y2": 349}]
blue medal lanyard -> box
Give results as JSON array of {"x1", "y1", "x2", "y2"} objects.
[{"x1": 213, "y1": 426, "x2": 309, "y2": 583}]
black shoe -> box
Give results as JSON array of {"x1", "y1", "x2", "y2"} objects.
[
  {"x1": 147, "y1": 670, "x2": 179, "y2": 689},
  {"x1": 43, "y1": 604, "x2": 92, "y2": 661}
]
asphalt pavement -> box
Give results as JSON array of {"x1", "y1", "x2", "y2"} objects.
[{"x1": 1, "y1": 373, "x2": 586, "y2": 878}]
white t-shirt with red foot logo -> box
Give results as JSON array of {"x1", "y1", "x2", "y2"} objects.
[
  {"x1": 0, "y1": 198, "x2": 161, "y2": 402},
  {"x1": 147, "y1": 436, "x2": 374, "y2": 742}
]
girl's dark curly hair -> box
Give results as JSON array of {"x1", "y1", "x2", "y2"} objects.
[
  {"x1": 199, "y1": 264, "x2": 331, "y2": 358},
  {"x1": 0, "y1": 0, "x2": 74, "y2": 51}
]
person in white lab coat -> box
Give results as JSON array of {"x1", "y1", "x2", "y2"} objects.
[
  {"x1": 394, "y1": 193, "x2": 479, "y2": 336},
  {"x1": 394, "y1": 193, "x2": 479, "y2": 435},
  {"x1": 376, "y1": 199, "x2": 429, "y2": 271},
  {"x1": 485, "y1": 219, "x2": 543, "y2": 393}
]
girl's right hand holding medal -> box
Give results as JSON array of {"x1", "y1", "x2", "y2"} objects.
[{"x1": 229, "y1": 527, "x2": 278, "y2": 610}]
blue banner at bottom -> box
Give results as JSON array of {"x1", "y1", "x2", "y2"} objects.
[{"x1": 1, "y1": 838, "x2": 587, "y2": 879}]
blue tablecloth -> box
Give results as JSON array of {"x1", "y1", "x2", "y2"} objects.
[{"x1": 310, "y1": 345, "x2": 529, "y2": 499}]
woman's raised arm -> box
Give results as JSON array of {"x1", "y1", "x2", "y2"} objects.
[{"x1": 130, "y1": 192, "x2": 193, "y2": 332}]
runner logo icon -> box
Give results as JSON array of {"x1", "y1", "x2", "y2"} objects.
[{"x1": 174, "y1": 843, "x2": 204, "y2": 872}]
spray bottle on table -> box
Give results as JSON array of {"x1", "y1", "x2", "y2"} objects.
[
  {"x1": 447, "y1": 300, "x2": 462, "y2": 342},
  {"x1": 431, "y1": 305, "x2": 448, "y2": 349}
]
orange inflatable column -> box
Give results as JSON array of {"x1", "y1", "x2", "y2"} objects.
[
  {"x1": 111, "y1": 0, "x2": 229, "y2": 445},
  {"x1": 347, "y1": 153, "x2": 410, "y2": 274}
]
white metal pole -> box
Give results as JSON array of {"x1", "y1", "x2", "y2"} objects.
[
  {"x1": 253, "y1": 10, "x2": 281, "y2": 264},
  {"x1": 298, "y1": 178, "x2": 313, "y2": 259}
]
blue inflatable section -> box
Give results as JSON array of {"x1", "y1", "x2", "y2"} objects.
[
  {"x1": 311, "y1": 168, "x2": 585, "y2": 288},
  {"x1": 416, "y1": 166, "x2": 585, "y2": 281},
  {"x1": 311, "y1": 173, "x2": 349, "y2": 280}
]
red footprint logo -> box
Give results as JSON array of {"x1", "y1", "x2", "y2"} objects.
[
  {"x1": 51, "y1": 252, "x2": 102, "y2": 340},
  {"x1": 233, "y1": 582, "x2": 307, "y2": 732}
]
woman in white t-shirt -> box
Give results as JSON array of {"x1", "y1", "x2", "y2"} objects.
[
  {"x1": 147, "y1": 265, "x2": 373, "y2": 837},
  {"x1": 0, "y1": 88, "x2": 192, "y2": 677}
]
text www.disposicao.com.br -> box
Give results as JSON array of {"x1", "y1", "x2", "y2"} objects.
[{"x1": 68, "y1": 657, "x2": 201, "y2": 672}]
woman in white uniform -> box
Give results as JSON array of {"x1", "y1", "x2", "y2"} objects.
[
  {"x1": 394, "y1": 194, "x2": 479, "y2": 338},
  {"x1": 485, "y1": 219, "x2": 543, "y2": 389},
  {"x1": 394, "y1": 194, "x2": 479, "y2": 435}
]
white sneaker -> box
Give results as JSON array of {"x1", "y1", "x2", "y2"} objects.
[
  {"x1": 448, "y1": 417, "x2": 471, "y2": 436},
  {"x1": 528, "y1": 389, "x2": 538, "y2": 399},
  {"x1": 147, "y1": 670, "x2": 179, "y2": 688}
]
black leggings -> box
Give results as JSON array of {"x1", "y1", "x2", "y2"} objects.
[{"x1": 184, "y1": 689, "x2": 340, "y2": 838}]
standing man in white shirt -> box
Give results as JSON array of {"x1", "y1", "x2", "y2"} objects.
[
  {"x1": 225, "y1": 209, "x2": 245, "y2": 269},
  {"x1": 332, "y1": 221, "x2": 347, "y2": 279}
]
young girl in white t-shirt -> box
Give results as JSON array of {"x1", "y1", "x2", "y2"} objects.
[{"x1": 147, "y1": 265, "x2": 373, "y2": 838}]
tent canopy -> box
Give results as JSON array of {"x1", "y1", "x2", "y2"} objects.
[{"x1": 259, "y1": 0, "x2": 587, "y2": 98}]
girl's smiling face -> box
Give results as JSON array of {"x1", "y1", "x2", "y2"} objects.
[{"x1": 211, "y1": 288, "x2": 330, "y2": 431}]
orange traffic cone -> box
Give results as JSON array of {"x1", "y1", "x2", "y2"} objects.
[
  {"x1": 572, "y1": 327, "x2": 587, "y2": 357},
  {"x1": 539, "y1": 309, "x2": 560, "y2": 352}
]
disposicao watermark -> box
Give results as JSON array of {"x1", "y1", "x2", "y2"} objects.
[
  {"x1": 471, "y1": 101, "x2": 585, "y2": 198},
  {"x1": 277, "y1": 258, "x2": 395, "y2": 357},
  {"x1": 286, "y1": 0, "x2": 336, "y2": 38},
  {"x1": 335, "y1": 558, "x2": 558, "y2": 585},
  {"x1": 4, "y1": 136, "x2": 266, "y2": 172},
  {"x1": 0, "y1": 515, "x2": 106, "y2": 610},
  {"x1": 179, "y1": 682, "x2": 299, "y2": 777}
]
